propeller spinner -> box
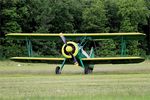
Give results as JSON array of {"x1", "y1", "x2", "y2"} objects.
[
  {"x1": 61, "y1": 41, "x2": 79, "y2": 58},
  {"x1": 60, "y1": 33, "x2": 79, "y2": 65}
]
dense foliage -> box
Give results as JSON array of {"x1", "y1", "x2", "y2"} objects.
[{"x1": 0, "y1": 0, "x2": 150, "y2": 59}]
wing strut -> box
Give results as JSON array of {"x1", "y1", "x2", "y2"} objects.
[
  {"x1": 121, "y1": 36, "x2": 126, "y2": 56},
  {"x1": 26, "y1": 38, "x2": 33, "y2": 57}
]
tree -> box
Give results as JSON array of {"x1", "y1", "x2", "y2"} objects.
[
  {"x1": 0, "y1": 0, "x2": 22, "y2": 34},
  {"x1": 144, "y1": 0, "x2": 150, "y2": 55},
  {"x1": 48, "y1": 0, "x2": 75, "y2": 33},
  {"x1": 82, "y1": 0, "x2": 108, "y2": 33},
  {"x1": 0, "y1": 0, "x2": 28, "y2": 59},
  {"x1": 116, "y1": 0, "x2": 149, "y2": 32},
  {"x1": 116, "y1": 0, "x2": 149, "y2": 56},
  {"x1": 104, "y1": 0, "x2": 120, "y2": 32},
  {"x1": 95, "y1": 40, "x2": 117, "y2": 57},
  {"x1": 0, "y1": 0, "x2": 149, "y2": 59},
  {"x1": 81, "y1": 0, "x2": 117, "y2": 57}
]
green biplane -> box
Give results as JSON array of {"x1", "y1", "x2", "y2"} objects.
[{"x1": 6, "y1": 32, "x2": 145, "y2": 74}]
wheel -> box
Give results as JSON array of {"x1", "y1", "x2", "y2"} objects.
[
  {"x1": 55, "y1": 66, "x2": 61, "y2": 74},
  {"x1": 84, "y1": 67, "x2": 93, "y2": 74},
  {"x1": 84, "y1": 67, "x2": 89, "y2": 74},
  {"x1": 88, "y1": 67, "x2": 93, "y2": 73}
]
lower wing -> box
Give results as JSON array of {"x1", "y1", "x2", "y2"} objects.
[
  {"x1": 82, "y1": 57, "x2": 145, "y2": 64},
  {"x1": 11, "y1": 56, "x2": 145, "y2": 64},
  {"x1": 10, "y1": 57, "x2": 65, "y2": 64}
]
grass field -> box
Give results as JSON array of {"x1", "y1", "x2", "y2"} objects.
[{"x1": 0, "y1": 61, "x2": 150, "y2": 100}]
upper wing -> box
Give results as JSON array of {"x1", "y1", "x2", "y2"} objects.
[
  {"x1": 6, "y1": 33, "x2": 145, "y2": 40},
  {"x1": 82, "y1": 57, "x2": 145, "y2": 64}
]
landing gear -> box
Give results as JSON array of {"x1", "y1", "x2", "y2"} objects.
[
  {"x1": 84, "y1": 67, "x2": 93, "y2": 74},
  {"x1": 55, "y1": 59, "x2": 66, "y2": 74},
  {"x1": 55, "y1": 66, "x2": 61, "y2": 74}
]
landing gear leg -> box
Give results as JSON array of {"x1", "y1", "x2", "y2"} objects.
[{"x1": 55, "y1": 59, "x2": 66, "y2": 74}]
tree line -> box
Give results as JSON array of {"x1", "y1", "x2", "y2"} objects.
[{"x1": 0, "y1": 0, "x2": 150, "y2": 59}]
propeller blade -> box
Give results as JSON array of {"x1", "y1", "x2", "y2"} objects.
[
  {"x1": 70, "y1": 53, "x2": 78, "y2": 66},
  {"x1": 60, "y1": 32, "x2": 67, "y2": 44}
]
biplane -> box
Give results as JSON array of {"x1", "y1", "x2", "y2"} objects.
[{"x1": 6, "y1": 33, "x2": 145, "y2": 74}]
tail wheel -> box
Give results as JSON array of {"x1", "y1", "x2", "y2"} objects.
[
  {"x1": 84, "y1": 67, "x2": 93, "y2": 74},
  {"x1": 55, "y1": 66, "x2": 61, "y2": 74}
]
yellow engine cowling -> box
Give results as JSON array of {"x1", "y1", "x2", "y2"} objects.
[{"x1": 61, "y1": 41, "x2": 79, "y2": 58}]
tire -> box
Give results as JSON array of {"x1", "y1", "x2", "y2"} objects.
[
  {"x1": 84, "y1": 67, "x2": 89, "y2": 74},
  {"x1": 55, "y1": 66, "x2": 61, "y2": 74},
  {"x1": 84, "y1": 67, "x2": 93, "y2": 74},
  {"x1": 88, "y1": 67, "x2": 93, "y2": 73}
]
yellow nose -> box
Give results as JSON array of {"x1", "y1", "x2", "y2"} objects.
[{"x1": 66, "y1": 46, "x2": 73, "y2": 52}]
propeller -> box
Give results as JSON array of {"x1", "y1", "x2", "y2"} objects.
[
  {"x1": 70, "y1": 53, "x2": 78, "y2": 65},
  {"x1": 60, "y1": 33, "x2": 78, "y2": 66},
  {"x1": 60, "y1": 32, "x2": 67, "y2": 44}
]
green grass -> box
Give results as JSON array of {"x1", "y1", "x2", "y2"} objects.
[{"x1": 0, "y1": 61, "x2": 150, "y2": 100}]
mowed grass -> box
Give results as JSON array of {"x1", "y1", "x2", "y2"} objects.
[{"x1": 0, "y1": 61, "x2": 150, "y2": 100}]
